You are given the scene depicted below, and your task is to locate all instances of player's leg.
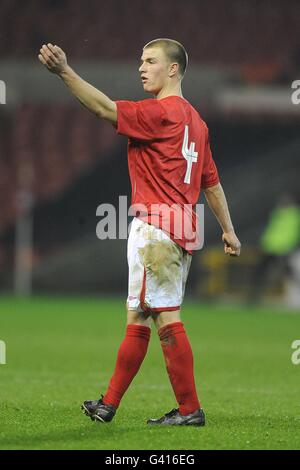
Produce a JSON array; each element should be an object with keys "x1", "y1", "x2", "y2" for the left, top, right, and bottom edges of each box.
[
  {"x1": 82, "y1": 219, "x2": 152, "y2": 422},
  {"x1": 152, "y1": 309, "x2": 181, "y2": 329},
  {"x1": 99, "y1": 220, "x2": 153, "y2": 412},
  {"x1": 101, "y1": 307, "x2": 151, "y2": 408},
  {"x1": 127, "y1": 308, "x2": 152, "y2": 327},
  {"x1": 82, "y1": 307, "x2": 152, "y2": 422},
  {"x1": 148, "y1": 309, "x2": 204, "y2": 425},
  {"x1": 147, "y1": 246, "x2": 204, "y2": 426}
]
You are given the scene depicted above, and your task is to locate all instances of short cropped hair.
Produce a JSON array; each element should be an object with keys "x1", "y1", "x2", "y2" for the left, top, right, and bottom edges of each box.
[{"x1": 143, "y1": 38, "x2": 188, "y2": 79}]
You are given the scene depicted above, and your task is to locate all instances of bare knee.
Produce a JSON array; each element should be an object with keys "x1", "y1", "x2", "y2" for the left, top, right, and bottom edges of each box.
[
  {"x1": 153, "y1": 310, "x2": 181, "y2": 330},
  {"x1": 127, "y1": 308, "x2": 152, "y2": 328}
]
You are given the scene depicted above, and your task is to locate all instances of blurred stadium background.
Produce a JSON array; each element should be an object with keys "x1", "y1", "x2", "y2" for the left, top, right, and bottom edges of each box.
[{"x1": 0, "y1": 0, "x2": 300, "y2": 307}]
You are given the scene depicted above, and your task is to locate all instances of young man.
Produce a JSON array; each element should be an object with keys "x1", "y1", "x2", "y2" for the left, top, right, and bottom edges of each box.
[{"x1": 38, "y1": 38, "x2": 241, "y2": 426}]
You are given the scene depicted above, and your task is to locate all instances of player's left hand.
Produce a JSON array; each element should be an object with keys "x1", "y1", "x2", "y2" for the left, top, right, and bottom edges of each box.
[
  {"x1": 38, "y1": 43, "x2": 68, "y2": 75},
  {"x1": 222, "y1": 231, "x2": 241, "y2": 257}
]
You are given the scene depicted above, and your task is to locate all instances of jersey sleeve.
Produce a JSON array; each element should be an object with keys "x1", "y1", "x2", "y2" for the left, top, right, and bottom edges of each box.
[
  {"x1": 201, "y1": 130, "x2": 220, "y2": 189},
  {"x1": 115, "y1": 99, "x2": 166, "y2": 141}
]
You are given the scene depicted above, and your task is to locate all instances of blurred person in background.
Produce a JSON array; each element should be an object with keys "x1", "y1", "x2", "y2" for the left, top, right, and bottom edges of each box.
[{"x1": 249, "y1": 193, "x2": 300, "y2": 304}]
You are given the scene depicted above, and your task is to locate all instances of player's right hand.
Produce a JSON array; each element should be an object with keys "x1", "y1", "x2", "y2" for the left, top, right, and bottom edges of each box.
[
  {"x1": 222, "y1": 231, "x2": 241, "y2": 257},
  {"x1": 38, "y1": 43, "x2": 68, "y2": 75}
]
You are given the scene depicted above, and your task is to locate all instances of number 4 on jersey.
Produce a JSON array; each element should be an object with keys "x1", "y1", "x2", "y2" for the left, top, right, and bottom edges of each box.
[{"x1": 182, "y1": 125, "x2": 198, "y2": 184}]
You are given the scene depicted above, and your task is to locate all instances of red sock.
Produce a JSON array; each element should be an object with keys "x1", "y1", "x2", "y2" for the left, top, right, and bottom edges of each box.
[
  {"x1": 103, "y1": 324, "x2": 151, "y2": 408},
  {"x1": 159, "y1": 321, "x2": 201, "y2": 415}
]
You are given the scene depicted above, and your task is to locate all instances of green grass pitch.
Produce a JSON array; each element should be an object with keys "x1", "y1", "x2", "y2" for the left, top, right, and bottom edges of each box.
[{"x1": 0, "y1": 296, "x2": 300, "y2": 450}]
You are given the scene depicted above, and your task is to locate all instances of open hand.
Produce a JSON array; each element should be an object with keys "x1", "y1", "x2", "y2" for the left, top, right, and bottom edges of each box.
[
  {"x1": 38, "y1": 43, "x2": 68, "y2": 75},
  {"x1": 222, "y1": 231, "x2": 241, "y2": 257}
]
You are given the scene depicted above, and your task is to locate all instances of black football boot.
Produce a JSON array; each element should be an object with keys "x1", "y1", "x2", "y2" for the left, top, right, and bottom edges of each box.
[
  {"x1": 147, "y1": 408, "x2": 205, "y2": 426},
  {"x1": 81, "y1": 395, "x2": 116, "y2": 423}
]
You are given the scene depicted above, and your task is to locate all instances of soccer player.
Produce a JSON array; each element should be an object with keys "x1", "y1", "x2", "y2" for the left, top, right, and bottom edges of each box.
[{"x1": 38, "y1": 38, "x2": 241, "y2": 426}]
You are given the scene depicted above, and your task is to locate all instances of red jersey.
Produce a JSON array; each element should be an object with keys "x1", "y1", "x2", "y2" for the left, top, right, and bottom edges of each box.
[{"x1": 115, "y1": 96, "x2": 219, "y2": 252}]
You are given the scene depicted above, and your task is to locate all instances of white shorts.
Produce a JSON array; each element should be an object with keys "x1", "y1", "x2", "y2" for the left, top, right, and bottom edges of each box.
[{"x1": 127, "y1": 218, "x2": 192, "y2": 313}]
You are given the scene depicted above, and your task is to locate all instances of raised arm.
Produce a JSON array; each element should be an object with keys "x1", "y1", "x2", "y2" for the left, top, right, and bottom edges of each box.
[
  {"x1": 38, "y1": 43, "x2": 117, "y2": 126},
  {"x1": 203, "y1": 182, "x2": 241, "y2": 256}
]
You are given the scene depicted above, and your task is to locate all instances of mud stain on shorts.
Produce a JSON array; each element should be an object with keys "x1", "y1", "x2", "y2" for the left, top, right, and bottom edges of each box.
[{"x1": 138, "y1": 240, "x2": 182, "y2": 285}]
